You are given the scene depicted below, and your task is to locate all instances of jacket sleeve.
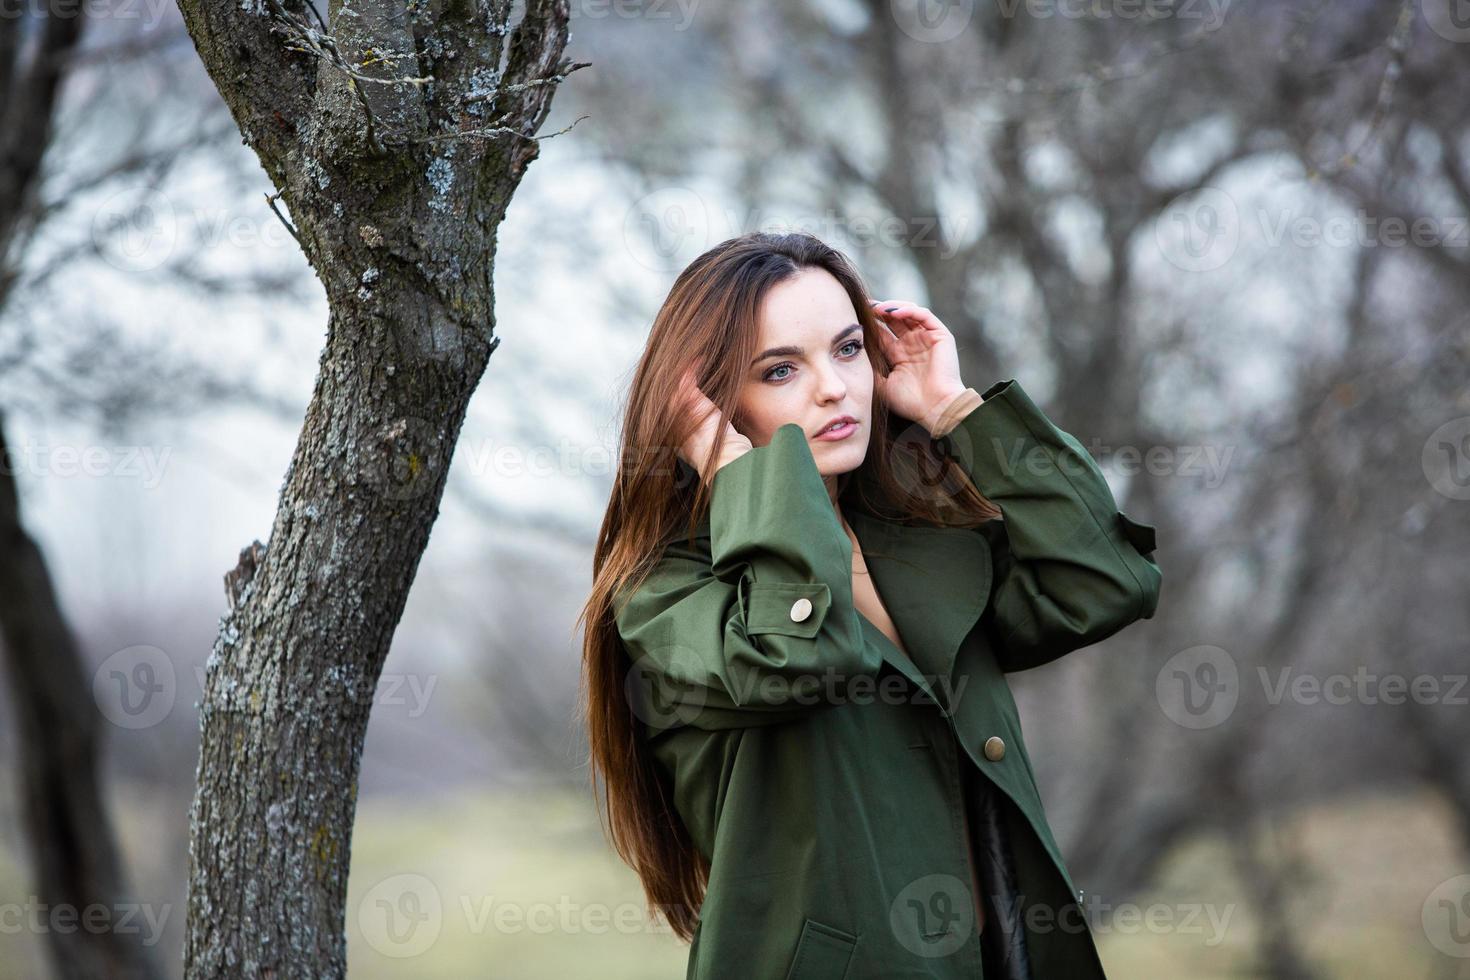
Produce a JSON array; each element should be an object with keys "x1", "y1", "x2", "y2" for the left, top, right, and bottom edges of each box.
[
  {"x1": 613, "y1": 421, "x2": 878, "y2": 732},
  {"x1": 937, "y1": 379, "x2": 1163, "y2": 673}
]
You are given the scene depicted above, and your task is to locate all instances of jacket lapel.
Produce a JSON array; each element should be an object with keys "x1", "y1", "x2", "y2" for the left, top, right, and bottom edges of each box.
[{"x1": 848, "y1": 511, "x2": 993, "y2": 711}]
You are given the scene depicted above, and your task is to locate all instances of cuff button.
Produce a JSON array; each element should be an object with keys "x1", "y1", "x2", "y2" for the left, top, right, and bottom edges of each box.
[{"x1": 789, "y1": 597, "x2": 813, "y2": 622}]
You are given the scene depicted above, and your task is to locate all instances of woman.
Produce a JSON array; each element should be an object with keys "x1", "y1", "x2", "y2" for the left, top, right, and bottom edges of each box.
[{"x1": 578, "y1": 232, "x2": 1162, "y2": 978}]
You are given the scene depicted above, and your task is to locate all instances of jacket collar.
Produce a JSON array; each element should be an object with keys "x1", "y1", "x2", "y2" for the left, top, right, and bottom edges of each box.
[{"x1": 671, "y1": 504, "x2": 991, "y2": 709}]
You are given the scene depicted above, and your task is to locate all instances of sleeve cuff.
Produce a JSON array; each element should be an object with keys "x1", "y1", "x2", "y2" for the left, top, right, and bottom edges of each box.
[
  {"x1": 938, "y1": 378, "x2": 1058, "y2": 501},
  {"x1": 926, "y1": 387, "x2": 986, "y2": 438},
  {"x1": 707, "y1": 421, "x2": 849, "y2": 580}
]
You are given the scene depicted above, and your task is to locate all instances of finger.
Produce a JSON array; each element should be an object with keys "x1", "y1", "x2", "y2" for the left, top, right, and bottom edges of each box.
[
  {"x1": 873, "y1": 306, "x2": 923, "y2": 342},
  {"x1": 871, "y1": 302, "x2": 929, "y2": 333},
  {"x1": 697, "y1": 395, "x2": 725, "y2": 431},
  {"x1": 869, "y1": 302, "x2": 909, "y2": 330},
  {"x1": 889, "y1": 304, "x2": 939, "y2": 325},
  {"x1": 873, "y1": 320, "x2": 903, "y2": 355},
  {"x1": 676, "y1": 376, "x2": 716, "y2": 434},
  {"x1": 678, "y1": 368, "x2": 710, "y2": 409},
  {"x1": 883, "y1": 306, "x2": 947, "y2": 341},
  {"x1": 872, "y1": 300, "x2": 925, "y2": 316}
]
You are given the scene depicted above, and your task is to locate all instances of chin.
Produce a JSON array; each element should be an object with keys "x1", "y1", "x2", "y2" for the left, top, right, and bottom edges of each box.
[{"x1": 811, "y1": 438, "x2": 868, "y2": 476}]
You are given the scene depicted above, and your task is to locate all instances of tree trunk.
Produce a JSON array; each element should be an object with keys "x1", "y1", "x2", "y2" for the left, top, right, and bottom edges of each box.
[
  {"x1": 1, "y1": 13, "x2": 168, "y2": 980},
  {"x1": 171, "y1": 0, "x2": 580, "y2": 974},
  {"x1": 0, "y1": 416, "x2": 163, "y2": 980}
]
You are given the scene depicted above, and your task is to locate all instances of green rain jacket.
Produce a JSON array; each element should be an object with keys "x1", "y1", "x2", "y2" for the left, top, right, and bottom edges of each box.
[{"x1": 614, "y1": 378, "x2": 1163, "y2": 979}]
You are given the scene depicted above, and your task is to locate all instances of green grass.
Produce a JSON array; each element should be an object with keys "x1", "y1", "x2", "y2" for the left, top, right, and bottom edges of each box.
[
  {"x1": 2, "y1": 784, "x2": 1466, "y2": 978},
  {"x1": 1093, "y1": 791, "x2": 1469, "y2": 978},
  {"x1": 343, "y1": 783, "x2": 688, "y2": 979}
]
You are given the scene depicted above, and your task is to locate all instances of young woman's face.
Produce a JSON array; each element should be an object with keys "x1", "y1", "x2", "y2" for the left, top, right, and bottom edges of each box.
[{"x1": 733, "y1": 266, "x2": 874, "y2": 482}]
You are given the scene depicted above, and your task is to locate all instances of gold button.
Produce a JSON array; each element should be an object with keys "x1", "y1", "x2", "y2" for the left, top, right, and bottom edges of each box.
[
  {"x1": 983, "y1": 736, "x2": 1006, "y2": 761},
  {"x1": 789, "y1": 597, "x2": 813, "y2": 622}
]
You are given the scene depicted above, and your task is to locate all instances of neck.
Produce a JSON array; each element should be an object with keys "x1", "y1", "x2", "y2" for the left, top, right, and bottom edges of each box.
[{"x1": 825, "y1": 474, "x2": 847, "y2": 531}]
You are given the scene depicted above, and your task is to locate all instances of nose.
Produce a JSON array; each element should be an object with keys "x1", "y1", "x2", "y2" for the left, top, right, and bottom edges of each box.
[{"x1": 812, "y1": 360, "x2": 847, "y2": 405}]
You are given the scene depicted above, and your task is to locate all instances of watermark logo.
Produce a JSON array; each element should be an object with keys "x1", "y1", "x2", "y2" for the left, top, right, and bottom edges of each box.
[
  {"x1": 1421, "y1": 0, "x2": 1470, "y2": 43},
  {"x1": 564, "y1": 0, "x2": 700, "y2": 29},
  {"x1": 0, "y1": 436, "x2": 173, "y2": 488},
  {"x1": 623, "y1": 651, "x2": 710, "y2": 729},
  {"x1": 1423, "y1": 416, "x2": 1470, "y2": 501},
  {"x1": 1156, "y1": 644, "x2": 1239, "y2": 729},
  {"x1": 92, "y1": 188, "x2": 178, "y2": 273},
  {"x1": 1260, "y1": 666, "x2": 1467, "y2": 707},
  {"x1": 623, "y1": 187, "x2": 715, "y2": 273},
  {"x1": 93, "y1": 645, "x2": 176, "y2": 730},
  {"x1": 1154, "y1": 185, "x2": 1240, "y2": 273},
  {"x1": 1423, "y1": 874, "x2": 1470, "y2": 958},
  {"x1": 1156, "y1": 645, "x2": 1467, "y2": 728},
  {"x1": 890, "y1": 873, "x2": 974, "y2": 957},
  {"x1": 0, "y1": 897, "x2": 171, "y2": 946},
  {"x1": 358, "y1": 873, "x2": 443, "y2": 958},
  {"x1": 92, "y1": 642, "x2": 440, "y2": 729},
  {"x1": 890, "y1": 0, "x2": 975, "y2": 43}
]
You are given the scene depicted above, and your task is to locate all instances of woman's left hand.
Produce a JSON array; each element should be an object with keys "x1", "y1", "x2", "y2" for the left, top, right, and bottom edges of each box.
[{"x1": 868, "y1": 300, "x2": 969, "y2": 431}]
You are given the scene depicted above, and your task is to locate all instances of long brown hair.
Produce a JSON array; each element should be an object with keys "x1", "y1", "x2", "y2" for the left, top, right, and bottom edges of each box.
[{"x1": 574, "y1": 231, "x2": 1000, "y2": 942}]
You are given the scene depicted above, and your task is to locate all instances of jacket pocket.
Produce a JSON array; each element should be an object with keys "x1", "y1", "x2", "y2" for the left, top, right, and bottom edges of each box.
[{"x1": 784, "y1": 917, "x2": 857, "y2": 980}]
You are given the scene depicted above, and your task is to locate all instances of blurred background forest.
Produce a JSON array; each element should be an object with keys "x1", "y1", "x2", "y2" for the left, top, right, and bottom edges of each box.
[{"x1": 3, "y1": 0, "x2": 1470, "y2": 977}]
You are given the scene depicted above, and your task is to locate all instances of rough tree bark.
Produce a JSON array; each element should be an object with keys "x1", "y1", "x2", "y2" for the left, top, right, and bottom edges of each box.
[{"x1": 170, "y1": 0, "x2": 582, "y2": 974}]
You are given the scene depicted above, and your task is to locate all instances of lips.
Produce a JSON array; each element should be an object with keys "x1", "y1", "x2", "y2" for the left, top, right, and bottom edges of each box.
[{"x1": 815, "y1": 415, "x2": 858, "y2": 437}]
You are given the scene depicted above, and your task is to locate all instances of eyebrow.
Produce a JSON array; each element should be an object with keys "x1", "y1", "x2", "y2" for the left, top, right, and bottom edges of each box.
[{"x1": 751, "y1": 322, "x2": 863, "y2": 366}]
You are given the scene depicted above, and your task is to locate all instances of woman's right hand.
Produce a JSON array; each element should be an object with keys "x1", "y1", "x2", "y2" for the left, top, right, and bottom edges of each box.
[{"x1": 676, "y1": 367, "x2": 753, "y2": 486}]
